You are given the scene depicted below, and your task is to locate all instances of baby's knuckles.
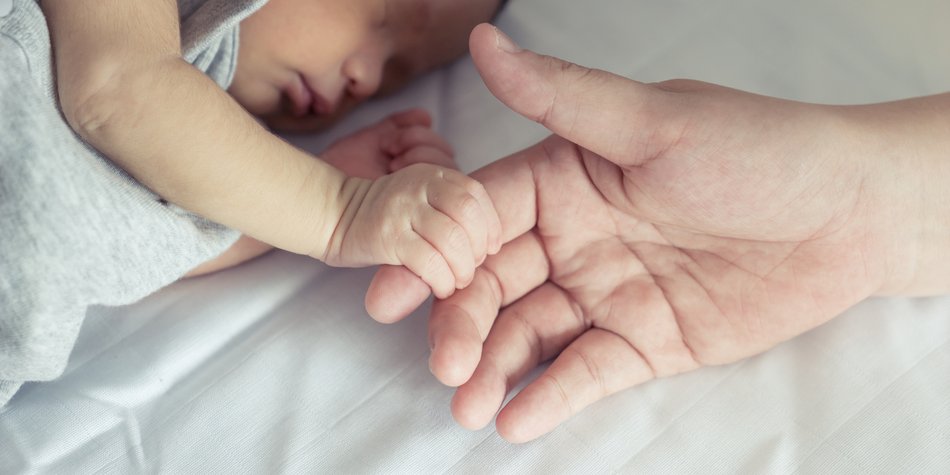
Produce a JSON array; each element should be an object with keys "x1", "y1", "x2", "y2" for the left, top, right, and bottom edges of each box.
[{"x1": 442, "y1": 220, "x2": 474, "y2": 259}]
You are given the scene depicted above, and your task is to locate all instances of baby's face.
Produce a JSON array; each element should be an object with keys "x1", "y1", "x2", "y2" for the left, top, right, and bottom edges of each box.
[{"x1": 230, "y1": 0, "x2": 501, "y2": 131}]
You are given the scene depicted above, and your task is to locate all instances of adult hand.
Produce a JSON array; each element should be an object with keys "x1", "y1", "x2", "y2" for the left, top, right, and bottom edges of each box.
[{"x1": 366, "y1": 24, "x2": 939, "y2": 442}]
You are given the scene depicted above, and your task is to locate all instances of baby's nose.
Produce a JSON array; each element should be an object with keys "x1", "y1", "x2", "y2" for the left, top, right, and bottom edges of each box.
[{"x1": 342, "y1": 54, "x2": 383, "y2": 100}]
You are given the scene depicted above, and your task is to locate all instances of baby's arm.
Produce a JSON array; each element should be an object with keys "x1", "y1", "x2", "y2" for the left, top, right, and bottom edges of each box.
[
  {"x1": 43, "y1": 1, "x2": 499, "y2": 296},
  {"x1": 188, "y1": 109, "x2": 457, "y2": 277},
  {"x1": 44, "y1": 0, "x2": 345, "y2": 256}
]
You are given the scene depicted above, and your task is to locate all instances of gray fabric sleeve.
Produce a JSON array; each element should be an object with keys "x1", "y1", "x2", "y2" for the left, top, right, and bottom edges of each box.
[
  {"x1": 0, "y1": 35, "x2": 239, "y2": 405},
  {"x1": 0, "y1": 0, "x2": 266, "y2": 406}
]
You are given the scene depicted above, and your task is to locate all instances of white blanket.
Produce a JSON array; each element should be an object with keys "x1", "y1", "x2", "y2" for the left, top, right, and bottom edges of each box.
[{"x1": 2, "y1": 0, "x2": 949, "y2": 472}]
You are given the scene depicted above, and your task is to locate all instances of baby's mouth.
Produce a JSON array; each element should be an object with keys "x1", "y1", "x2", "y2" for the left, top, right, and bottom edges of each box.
[
  {"x1": 307, "y1": 83, "x2": 335, "y2": 116},
  {"x1": 284, "y1": 74, "x2": 312, "y2": 117},
  {"x1": 285, "y1": 74, "x2": 336, "y2": 118}
]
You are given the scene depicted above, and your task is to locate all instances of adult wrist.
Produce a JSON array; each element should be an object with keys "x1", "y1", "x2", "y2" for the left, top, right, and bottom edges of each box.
[
  {"x1": 858, "y1": 95, "x2": 950, "y2": 296},
  {"x1": 884, "y1": 133, "x2": 950, "y2": 296}
]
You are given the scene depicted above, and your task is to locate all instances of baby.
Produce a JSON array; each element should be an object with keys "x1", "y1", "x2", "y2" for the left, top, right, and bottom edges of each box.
[
  {"x1": 198, "y1": 0, "x2": 509, "y2": 277},
  {"x1": 0, "y1": 0, "x2": 503, "y2": 404},
  {"x1": 47, "y1": 0, "x2": 505, "y2": 295}
]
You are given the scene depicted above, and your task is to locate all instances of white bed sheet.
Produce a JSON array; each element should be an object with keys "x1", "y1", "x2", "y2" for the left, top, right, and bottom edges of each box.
[{"x1": 3, "y1": 0, "x2": 950, "y2": 472}]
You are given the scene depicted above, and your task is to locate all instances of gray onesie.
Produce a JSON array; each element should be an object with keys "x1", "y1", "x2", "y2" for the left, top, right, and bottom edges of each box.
[{"x1": 0, "y1": 0, "x2": 267, "y2": 405}]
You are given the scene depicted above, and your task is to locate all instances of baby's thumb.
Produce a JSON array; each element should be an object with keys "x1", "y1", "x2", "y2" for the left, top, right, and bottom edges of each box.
[{"x1": 470, "y1": 24, "x2": 667, "y2": 164}]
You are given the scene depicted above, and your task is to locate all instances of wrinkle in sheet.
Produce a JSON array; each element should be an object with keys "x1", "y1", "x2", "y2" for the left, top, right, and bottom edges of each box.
[
  {"x1": 441, "y1": 431, "x2": 504, "y2": 475},
  {"x1": 11, "y1": 401, "x2": 124, "y2": 474},
  {"x1": 60, "y1": 297, "x2": 182, "y2": 380},
  {"x1": 615, "y1": 361, "x2": 748, "y2": 472},
  {"x1": 4, "y1": 254, "x2": 325, "y2": 473},
  {"x1": 0, "y1": 419, "x2": 28, "y2": 474},
  {"x1": 4, "y1": 1, "x2": 950, "y2": 471},
  {"x1": 143, "y1": 276, "x2": 334, "y2": 432},
  {"x1": 276, "y1": 352, "x2": 428, "y2": 472},
  {"x1": 318, "y1": 369, "x2": 503, "y2": 474},
  {"x1": 791, "y1": 338, "x2": 950, "y2": 474},
  {"x1": 442, "y1": 364, "x2": 621, "y2": 474}
]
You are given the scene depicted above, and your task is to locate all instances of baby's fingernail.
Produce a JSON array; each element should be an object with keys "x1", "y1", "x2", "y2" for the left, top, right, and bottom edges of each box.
[{"x1": 493, "y1": 26, "x2": 521, "y2": 53}]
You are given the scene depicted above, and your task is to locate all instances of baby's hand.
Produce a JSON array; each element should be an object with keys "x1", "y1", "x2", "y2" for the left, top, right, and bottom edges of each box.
[
  {"x1": 324, "y1": 164, "x2": 502, "y2": 299},
  {"x1": 321, "y1": 109, "x2": 456, "y2": 179}
]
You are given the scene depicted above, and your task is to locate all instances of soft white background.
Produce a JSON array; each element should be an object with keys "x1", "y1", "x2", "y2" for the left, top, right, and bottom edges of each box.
[{"x1": 2, "y1": 0, "x2": 949, "y2": 472}]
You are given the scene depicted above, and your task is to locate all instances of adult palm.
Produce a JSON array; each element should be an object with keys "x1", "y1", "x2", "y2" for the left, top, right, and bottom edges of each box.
[{"x1": 366, "y1": 24, "x2": 907, "y2": 442}]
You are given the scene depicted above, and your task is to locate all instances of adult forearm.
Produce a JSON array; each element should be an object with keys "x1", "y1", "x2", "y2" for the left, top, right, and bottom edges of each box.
[
  {"x1": 65, "y1": 58, "x2": 351, "y2": 257},
  {"x1": 849, "y1": 93, "x2": 950, "y2": 296},
  {"x1": 892, "y1": 95, "x2": 950, "y2": 295}
]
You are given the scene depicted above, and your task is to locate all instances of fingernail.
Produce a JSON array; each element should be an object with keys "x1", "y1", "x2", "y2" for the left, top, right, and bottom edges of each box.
[{"x1": 493, "y1": 26, "x2": 521, "y2": 53}]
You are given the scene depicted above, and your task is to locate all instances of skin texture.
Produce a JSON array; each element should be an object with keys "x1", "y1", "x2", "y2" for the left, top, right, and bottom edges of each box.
[
  {"x1": 186, "y1": 108, "x2": 456, "y2": 277},
  {"x1": 193, "y1": 107, "x2": 500, "y2": 299},
  {"x1": 188, "y1": 0, "x2": 503, "y2": 275},
  {"x1": 229, "y1": 0, "x2": 502, "y2": 132},
  {"x1": 42, "y1": 0, "x2": 501, "y2": 299},
  {"x1": 365, "y1": 24, "x2": 950, "y2": 442}
]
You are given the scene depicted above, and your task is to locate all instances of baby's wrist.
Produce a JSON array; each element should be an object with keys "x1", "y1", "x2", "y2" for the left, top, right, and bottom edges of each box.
[{"x1": 313, "y1": 175, "x2": 373, "y2": 264}]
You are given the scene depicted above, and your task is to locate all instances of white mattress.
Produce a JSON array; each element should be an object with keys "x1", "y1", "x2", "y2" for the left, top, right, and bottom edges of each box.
[{"x1": 3, "y1": 0, "x2": 950, "y2": 472}]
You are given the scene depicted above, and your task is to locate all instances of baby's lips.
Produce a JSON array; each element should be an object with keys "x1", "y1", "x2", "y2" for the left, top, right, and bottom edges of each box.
[
  {"x1": 284, "y1": 74, "x2": 313, "y2": 117},
  {"x1": 310, "y1": 91, "x2": 335, "y2": 116},
  {"x1": 294, "y1": 74, "x2": 340, "y2": 117}
]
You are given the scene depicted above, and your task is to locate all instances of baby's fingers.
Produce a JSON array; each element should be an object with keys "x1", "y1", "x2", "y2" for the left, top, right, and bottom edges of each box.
[
  {"x1": 387, "y1": 108, "x2": 433, "y2": 128},
  {"x1": 395, "y1": 232, "x2": 456, "y2": 299},
  {"x1": 427, "y1": 174, "x2": 491, "y2": 265},
  {"x1": 384, "y1": 125, "x2": 454, "y2": 158},
  {"x1": 412, "y1": 210, "x2": 476, "y2": 289},
  {"x1": 438, "y1": 172, "x2": 502, "y2": 256}
]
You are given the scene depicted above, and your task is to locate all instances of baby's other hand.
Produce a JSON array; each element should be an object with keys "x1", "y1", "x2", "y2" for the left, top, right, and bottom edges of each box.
[
  {"x1": 383, "y1": 115, "x2": 456, "y2": 172},
  {"x1": 321, "y1": 109, "x2": 455, "y2": 179},
  {"x1": 325, "y1": 164, "x2": 501, "y2": 299}
]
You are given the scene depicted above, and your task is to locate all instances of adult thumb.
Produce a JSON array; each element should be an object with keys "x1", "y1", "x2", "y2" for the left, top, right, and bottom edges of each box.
[{"x1": 470, "y1": 24, "x2": 668, "y2": 164}]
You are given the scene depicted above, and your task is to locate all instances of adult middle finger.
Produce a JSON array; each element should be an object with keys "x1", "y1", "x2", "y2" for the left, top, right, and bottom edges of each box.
[{"x1": 428, "y1": 231, "x2": 549, "y2": 387}]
